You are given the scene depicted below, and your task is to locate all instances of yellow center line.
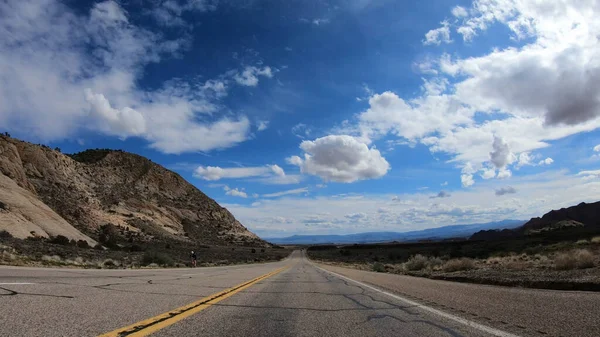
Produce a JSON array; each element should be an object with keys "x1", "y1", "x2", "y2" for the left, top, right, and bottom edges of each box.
[{"x1": 98, "y1": 266, "x2": 289, "y2": 337}]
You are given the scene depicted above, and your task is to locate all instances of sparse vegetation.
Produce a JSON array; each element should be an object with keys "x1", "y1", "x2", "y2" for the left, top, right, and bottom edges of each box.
[
  {"x1": 591, "y1": 236, "x2": 600, "y2": 244},
  {"x1": 554, "y1": 250, "x2": 595, "y2": 270},
  {"x1": 142, "y1": 251, "x2": 174, "y2": 267},
  {"x1": 442, "y1": 258, "x2": 475, "y2": 272},
  {"x1": 0, "y1": 230, "x2": 13, "y2": 238},
  {"x1": 372, "y1": 262, "x2": 385, "y2": 272},
  {"x1": 403, "y1": 254, "x2": 429, "y2": 271},
  {"x1": 49, "y1": 235, "x2": 71, "y2": 245}
]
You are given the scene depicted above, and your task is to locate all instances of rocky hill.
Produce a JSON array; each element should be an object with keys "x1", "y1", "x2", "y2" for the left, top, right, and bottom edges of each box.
[
  {"x1": 0, "y1": 135, "x2": 267, "y2": 247},
  {"x1": 471, "y1": 201, "x2": 600, "y2": 240}
]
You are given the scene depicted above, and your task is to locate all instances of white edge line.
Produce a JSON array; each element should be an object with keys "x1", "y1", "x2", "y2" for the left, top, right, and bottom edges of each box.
[
  {"x1": 315, "y1": 266, "x2": 521, "y2": 337},
  {"x1": 0, "y1": 282, "x2": 36, "y2": 285}
]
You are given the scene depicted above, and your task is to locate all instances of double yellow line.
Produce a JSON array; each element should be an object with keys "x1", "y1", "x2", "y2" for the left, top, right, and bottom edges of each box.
[{"x1": 99, "y1": 266, "x2": 288, "y2": 337}]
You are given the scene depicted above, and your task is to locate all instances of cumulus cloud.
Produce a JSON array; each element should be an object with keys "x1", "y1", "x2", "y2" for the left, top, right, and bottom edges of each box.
[
  {"x1": 538, "y1": 157, "x2": 554, "y2": 165},
  {"x1": 490, "y1": 136, "x2": 512, "y2": 169},
  {"x1": 480, "y1": 167, "x2": 496, "y2": 180},
  {"x1": 497, "y1": 168, "x2": 512, "y2": 179},
  {"x1": 233, "y1": 66, "x2": 273, "y2": 87},
  {"x1": 430, "y1": 191, "x2": 451, "y2": 199},
  {"x1": 594, "y1": 145, "x2": 600, "y2": 152},
  {"x1": 495, "y1": 186, "x2": 517, "y2": 196},
  {"x1": 0, "y1": 0, "x2": 266, "y2": 154},
  {"x1": 224, "y1": 186, "x2": 248, "y2": 198},
  {"x1": 292, "y1": 135, "x2": 390, "y2": 183},
  {"x1": 451, "y1": 6, "x2": 468, "y2": 18},
  {"x1": 269, "y1": 165, "x2": 285, "y2": 177},
  {"x1": 461, "y1": 174, "x2": 474, "y2": 187},
  {"x1": 423, "y1": 20, "x2": 452, "y2": 45},
  {"x1": 347, "y1": 1, "x2": 600, "y2": 187},
  {"x1": 84, "y1": 89, "x2": 146, "y2": 138}
]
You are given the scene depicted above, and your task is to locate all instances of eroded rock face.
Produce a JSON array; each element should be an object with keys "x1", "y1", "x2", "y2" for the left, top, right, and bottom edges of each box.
[{"x1": 0, "y1": 135, "x2": 268, "y2": 247}]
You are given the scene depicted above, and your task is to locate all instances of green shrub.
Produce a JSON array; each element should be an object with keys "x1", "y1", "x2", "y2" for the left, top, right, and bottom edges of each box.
[
  {"x1": 372, "y1": 262, "x2": 385, "y2": 272},
  {"x1": 404, "y1": 254, "x2": 429, "y2": 271}
]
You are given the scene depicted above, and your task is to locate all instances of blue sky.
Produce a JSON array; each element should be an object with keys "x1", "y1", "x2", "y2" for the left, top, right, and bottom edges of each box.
[{"x1": 2, "y1": 0, "x2": 600, "y2": 237}]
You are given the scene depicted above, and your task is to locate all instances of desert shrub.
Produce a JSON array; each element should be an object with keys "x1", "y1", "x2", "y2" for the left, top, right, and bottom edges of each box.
[
  {"x1": 129, "y1": 244, "x2": 144, "y2": 252},
  {"x1": 76, "y1": 240, "x2": 89, "y2": 248},
  {"x1": 591, "y1": 236, "x2": 600, "y2": 244},
  {"x1": 261, "y1": 248, "x2": 265, "y2": 253},
  {"x1": 251, "y1": 248, "x2": 256, "y2": 253},
  {"x1": 102, "y1": 259, "x2": 118, "y2": 268},
  {"x1": 42, "y1": 255, "x2": 62, "y2": 263},
  {"x1": 554, "y1": 250, "x2": 595, "y2": 270},
  {"x1": 99, "y1": 224, "x2": 119, "y2": 247},
  {"x1": 49, "y1": 235, "x2": 71, "y2": 245},
  {"x1": 575, "y1": 239, "x2": 589, "y2": 245},
  {"x1": 372, "y1": 262, "x2": 385, "y2": 272},
  {"x1": 442, "y1": 258, "x2": 475, "y2": 272},
  {"x1": 404, "y1": 254, "x2": 429, "y2": 271},
  {"x1": 427, "y1": 256, "x2": 444, "y2": 270},
  {"x1": 94, "y1": 243, "x2": 104, "y2": 250},
  {"x1": 142, "y1": 251, "x2": 174, "y2": 267},
  {"x1": 0, "y1": 230, "x2": 13, "y2": 239}
]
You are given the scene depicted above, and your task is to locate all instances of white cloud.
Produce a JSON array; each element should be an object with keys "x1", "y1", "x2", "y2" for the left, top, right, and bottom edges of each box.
[
  {"x1": 495, "y1": 186, "x2": 517, "y2": 196},
  {"x1": 0, "y1": 0, "x2": 260, "y2": 154},
  {"x1": 227, "y1": 170, "x2": 600, "y2": 236},
  {"x1": 293, "y1": 135, "x2": 390, "y2": 183},
  {"x1": 224, "y1": 186, "x2": 248, "y2": 198},
  {"x1": 497, "y1": 168, "x2": 512, "y2": 179},
  {"x1": 149, "y1": 0, "x2": 218, "y2": 26},
  {"x1": 84, "y1": 89, "x2": 146, "y2": 138},
  {"x1": 423, "y1": 20, "x2": 452, "y2": 45},
  {"x1": 538, "y1": 157, "x2": 554, "y2": 165},
  {"x1": 257, "y1": 121, "x2": 269, "y2": 131},
  {"x1": 577, "y1": 170, "x2": 600, "y2": 180},
  {"x1": 269, "y1": 164, "x2": 285, "y2": 176},
  {"x1": 312, "y1": 18, "x2": 330, "y2": 26},
  {"x1": 480, "y1": 167, "x2": 496, "y2": 179},
  {"x1": 489, "y1": 136, "x2": 512, "y2": 168},
  {"x1": 594, "y1": 144, "x2": 600, "y2": 152},
  {"x1": 291, "y1": 123, "x2": 311, "y2": 139},
  {"x1": 194, "y1": 166, "x2": 274, "y2": 180},
  {"x1": 461, "y1": 174, "x2": 474, "y2": 187},
  {"x1": 441, "y1": 181, "x2": 448, "y2": 186},
  {"x1": 451, "y1": 6, "x2": 468, "y2": 18},
  {"x1": 262, "y1": 187, "x2": 308, "y2": 198},
  {"x1": 233, "y1": 66, "x2": 273, "y2": 87},
  {"x1": 347, "y1": 1, "x2": 600, "y2": 187},
  {"x1": 286, "y1": 156, "x2": 303, "y2": 166}
]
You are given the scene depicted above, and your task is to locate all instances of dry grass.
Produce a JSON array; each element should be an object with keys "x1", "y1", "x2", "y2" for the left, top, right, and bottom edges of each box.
[
  {"x1": 591, "y1": 236, "x2": 600, "y2": 244},
  {"x1": 554, "y1": 249, "x2": 596, "y2": 270},
  {"x1": 576, "y1": 239, "x2": 589, "y2": 245},
  {"x1": 442, "y1": 258, "x2": 475, "y2": 272}
]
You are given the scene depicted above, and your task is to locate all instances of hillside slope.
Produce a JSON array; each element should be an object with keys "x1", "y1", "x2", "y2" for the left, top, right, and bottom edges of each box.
[
  {"x1": 0, "y1": 135, "x2": 267, "y2": 247},
  {"x1": 471, "y1": 201, "x2": 600, "y2": 240}
]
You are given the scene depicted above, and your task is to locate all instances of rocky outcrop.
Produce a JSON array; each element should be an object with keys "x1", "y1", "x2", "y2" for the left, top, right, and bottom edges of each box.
[{"x1": 0, "y1": 135, "x2": 267, "y2": 247}]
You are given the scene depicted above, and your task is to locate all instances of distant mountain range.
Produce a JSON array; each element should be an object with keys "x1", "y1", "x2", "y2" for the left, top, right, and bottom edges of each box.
[{"x1": 266, "y1": 219, "x2": 526, "y2": 245}]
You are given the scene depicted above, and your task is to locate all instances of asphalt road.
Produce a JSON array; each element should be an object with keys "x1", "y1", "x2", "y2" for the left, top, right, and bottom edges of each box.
[{"x1": 1, "y1": 250, "x2": 598, "y2": 337}]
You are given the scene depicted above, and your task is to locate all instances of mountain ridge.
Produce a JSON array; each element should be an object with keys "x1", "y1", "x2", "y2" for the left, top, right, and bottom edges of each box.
[
  {"x1": 266, "y1": 219, "x2": 525, "y2": 244},
  {"x1": 0, "y1": 135, "x2": 268, "y2": 247}
]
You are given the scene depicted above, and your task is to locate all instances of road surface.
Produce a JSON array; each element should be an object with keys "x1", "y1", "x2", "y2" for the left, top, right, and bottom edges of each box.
[{"x1": 1, "y1": 250, "x2": 598, "y2": 337}]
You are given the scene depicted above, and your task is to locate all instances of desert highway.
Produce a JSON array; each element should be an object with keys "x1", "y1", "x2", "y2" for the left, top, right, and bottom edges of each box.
[{"x1": 1, "y1": 250, "x2": 598, "y2": 337}]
